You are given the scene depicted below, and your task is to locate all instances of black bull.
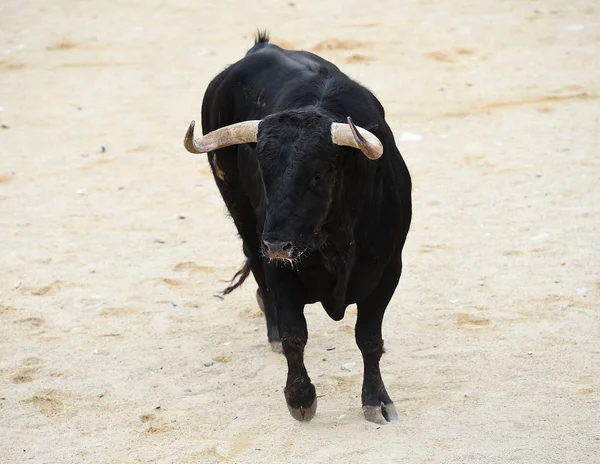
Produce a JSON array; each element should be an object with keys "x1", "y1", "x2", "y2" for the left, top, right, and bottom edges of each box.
[{"x1": 184, "y1": 33, "x2": 412, "y2": 424}]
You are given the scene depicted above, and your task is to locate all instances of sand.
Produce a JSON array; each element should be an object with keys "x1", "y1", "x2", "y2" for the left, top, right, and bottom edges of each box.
[{"x1": 0, "y1": 0, "x2": 599, "y2": 462}]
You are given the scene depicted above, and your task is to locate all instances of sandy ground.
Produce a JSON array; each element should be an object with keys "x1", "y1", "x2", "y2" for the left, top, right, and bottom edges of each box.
[{"x1": 1, "y1": 0, "x2": 599, "y2": 462}]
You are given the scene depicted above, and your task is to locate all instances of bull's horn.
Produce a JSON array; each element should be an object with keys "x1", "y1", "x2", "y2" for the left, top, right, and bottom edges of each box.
[
  {"x1": 184, "y1": 119, "x2": 260, "y2": 154},
  {"x1": 331, "y1": 117, "x2": 383, "y2": 160}
]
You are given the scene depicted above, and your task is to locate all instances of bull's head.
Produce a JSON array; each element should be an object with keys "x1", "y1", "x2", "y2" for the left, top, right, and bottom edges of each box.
[{"x1": 184, "y1": 110, "x2": 383, "y2": 262}]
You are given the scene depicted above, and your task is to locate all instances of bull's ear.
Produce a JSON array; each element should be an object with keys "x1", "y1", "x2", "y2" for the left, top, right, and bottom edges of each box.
[
  {"x1": 330, "y1": 117, "x2": 383, "y2": 160},
  {"x1": 184, "y1": 120, "x2": 260, "y2": 154}
]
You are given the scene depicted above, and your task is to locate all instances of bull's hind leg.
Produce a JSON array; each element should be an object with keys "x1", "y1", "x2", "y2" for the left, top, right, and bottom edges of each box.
[
  {"x1": 254, "y1": 283, "x2": 282, "y2": 353},
  {"x1": 243, "y1": 244, "x2": 281, "y2": 353},
  {"x1": 266, "y1": 266, "x2": 317, "y2": 421},
  {"x1": 355, "y1": 259, "x2": 402, "y2": 424}
]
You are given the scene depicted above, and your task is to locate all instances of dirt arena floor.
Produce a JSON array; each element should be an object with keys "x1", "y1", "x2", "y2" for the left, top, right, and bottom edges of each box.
[{"x1": 1, "y1": 0, "x2": 599, "y2": 462}]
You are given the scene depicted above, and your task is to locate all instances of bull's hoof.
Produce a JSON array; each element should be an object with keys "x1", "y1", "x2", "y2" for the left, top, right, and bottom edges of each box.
[
  {"x1": 270, "y1": 341, "x2": 283, "y2": 354},
  {"x1": 287, "y1": 397, "x2": 317, "y2": 422},
  {"x1": 363, "y1": 403, "x2": 398, "y2": 424}
]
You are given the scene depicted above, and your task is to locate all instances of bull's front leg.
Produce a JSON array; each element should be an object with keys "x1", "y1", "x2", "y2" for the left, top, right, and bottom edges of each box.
[
  {"x1": 265, "y1": 265, "x2": 316, "y2": 421},
  {"x1": 355, "y1": 259, "x2": 402, "y2": 424}
]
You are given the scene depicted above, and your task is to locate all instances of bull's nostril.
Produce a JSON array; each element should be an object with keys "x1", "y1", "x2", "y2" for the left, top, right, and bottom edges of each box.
[{"x1": 263, "y1": 240, "x2": 293, "y2": 257}]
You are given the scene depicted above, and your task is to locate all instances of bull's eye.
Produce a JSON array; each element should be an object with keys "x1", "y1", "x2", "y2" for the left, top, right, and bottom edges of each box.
[{"x1": 310, "y1": 173, "x2": 323, "y2": 188}]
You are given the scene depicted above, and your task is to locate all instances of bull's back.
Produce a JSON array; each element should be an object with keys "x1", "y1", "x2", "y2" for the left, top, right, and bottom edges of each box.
[{"x1": 202, "y1": 44, "x2": 343, "y2": 133}]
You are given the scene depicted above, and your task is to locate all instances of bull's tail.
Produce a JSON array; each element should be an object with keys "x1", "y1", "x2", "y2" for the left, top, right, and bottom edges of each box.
[
  {"x1": 247, "y1": 30, "x2": 271, "y2": 56},
  {"x1": 255, "y1": 30, "x2": 270, "y2": 45},
  {"x1": 222, "y1": 259, "x2": 252, "y2": 295}
]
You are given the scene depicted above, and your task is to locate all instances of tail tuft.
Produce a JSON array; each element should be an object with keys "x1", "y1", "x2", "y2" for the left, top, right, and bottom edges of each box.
[
  {"x1": 222, "y1": 259, "x2": 252, "y2": 295},
  {"x1": 255, "y1": 30, "x2": 270, "y2": 45}
]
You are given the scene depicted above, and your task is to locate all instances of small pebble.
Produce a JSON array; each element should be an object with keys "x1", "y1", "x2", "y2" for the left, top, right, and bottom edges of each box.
[
  {"x1": 76, "y1": 189, "x2": 87, "y2": 196},
  {"x1": 1, "y1": 124, "x2": 9, "y2": 129},
  {"x1": 326, "y1": 345, "x2": 335, "y2": 351},
  {"x1": 528, "y1": 351, "x2": 533, "y2": 356},
  {"x1": 184, "y1": 388, "x2": 192, "y2": 393},
  {"x1": 400, "y1": 132, "x2": 422, "y2": 142},
  {"x1": 97, "y1": 145, "x2": 106, "y2": 153},
  {"x1": 178, "y1": 215, "x2": 186, "y2": 220},
  {"x1": 342, "y1": 362, "x2": 356, "y2": 371},
  {"x1": 204, "y1": 361, "x2": 214, "y2": 367},
  {"x1": 531, "y1": 232, "x2": 549, "y2": 241}
]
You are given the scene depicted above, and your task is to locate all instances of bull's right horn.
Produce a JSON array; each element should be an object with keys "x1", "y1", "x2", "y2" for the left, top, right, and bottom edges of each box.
[{"x1": 184, "y1": 119, "x2": 260, "y2": 154}]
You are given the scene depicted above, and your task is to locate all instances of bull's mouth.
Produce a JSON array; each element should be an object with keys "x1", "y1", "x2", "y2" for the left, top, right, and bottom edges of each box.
[{"x1": 266, "y1": 250, "x2": 296, "y2": 261}]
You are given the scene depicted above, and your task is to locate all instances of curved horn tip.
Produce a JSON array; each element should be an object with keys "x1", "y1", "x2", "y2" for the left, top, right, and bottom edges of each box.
[
  {"x1": 346, "y1": 116, "x2": 383, "y2": 160},
  {"x1": 184, "y1": 120, "x2": 201, "y2": 154}
]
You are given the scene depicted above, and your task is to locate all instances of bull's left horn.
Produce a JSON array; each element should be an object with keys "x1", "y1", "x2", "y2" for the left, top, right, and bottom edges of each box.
[
  {"x1": 184, "y1": 119, "x2": 260, "y2": 154},
  {"x1": 331, "y1": 117, "x2": 383, "y2": 160}
]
